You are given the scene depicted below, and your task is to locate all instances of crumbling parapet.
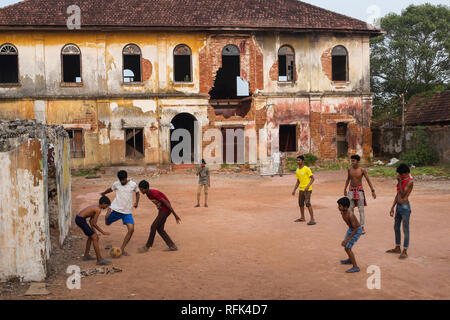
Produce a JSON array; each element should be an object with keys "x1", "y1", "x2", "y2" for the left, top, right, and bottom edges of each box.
[{"x1": 0, "y1": 120, "x2": 71, "y2": 282}]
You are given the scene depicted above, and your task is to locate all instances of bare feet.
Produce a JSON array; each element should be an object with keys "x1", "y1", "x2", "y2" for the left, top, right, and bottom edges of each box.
[
  {"x1": 82, "y1": 255, "x2": 96, "y2": 261},
  {"x1": 307, "y1": 221, "x2": 317, "y2": 225},
  {"x1": 121, "y1": 250, "x2": 130, "y2": 256},
  {"x1": 169, "y1": 245, "x2": 178, "y2": 251},
  {"x1": 204, "y1": 204, "x2": 208, "y2": 207},
  {"x1": 96, "y1": 259, "x2": 111, "y2": 265},
  {"x1": 138, "y1": 246, "x2": 149, "y2": 254},
  {"x1": 195, "y1": 204, "x2": 200, "y2": 208},
  {"x1": 294, "y1": 218, "x2": 305, "y2": 222}
]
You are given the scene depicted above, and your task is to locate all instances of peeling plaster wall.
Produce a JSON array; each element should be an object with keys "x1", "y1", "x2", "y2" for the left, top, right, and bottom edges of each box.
[{"x1": 0, "y1": 138, "x2": 49, "y2": 282}]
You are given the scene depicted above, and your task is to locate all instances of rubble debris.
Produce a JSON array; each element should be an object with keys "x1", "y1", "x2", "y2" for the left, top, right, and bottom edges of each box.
[
  {"x1": 387, "y1": 158, "x2": 400, "y2": 166},
  {"x1": 80, "y1": 267, "x2": 123, "y2": 278}
]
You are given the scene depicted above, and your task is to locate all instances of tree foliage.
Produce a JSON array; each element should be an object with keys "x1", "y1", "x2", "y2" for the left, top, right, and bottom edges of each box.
[{"x1": 371, "y1": 4, "x2": 450, "y2": 119}]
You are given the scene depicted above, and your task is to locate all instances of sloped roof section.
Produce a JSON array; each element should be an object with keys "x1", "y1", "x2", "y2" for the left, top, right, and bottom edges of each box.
[
  {"x1": 0, "y1": 0, "x2": 380, "y2": 33},
  {"x1": 405, "y1": 90, "x2": 450, "y2": 125}
]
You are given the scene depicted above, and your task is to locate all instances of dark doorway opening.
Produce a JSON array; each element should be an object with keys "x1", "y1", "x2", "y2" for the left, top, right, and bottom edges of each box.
[
  {"x1": 125, "y1": 128, "x2": 144, "y2": 158},
  {"x1": 337, "y1": 123, "x2": 348, "y2": 157},
  {"x1": 221, "y1": 127, "x2": 245, "y2": 164},
  {"x1": 62, "y1": 55, "x2": 81, "y2": 83},
  {"x1": 66, "y1": 129, "x2": 85, "y2": 158},
  {"x1": 170, "y1": 113, "x2": 197, "y2": 163},
  {"x1": 279, "y1": 124, "x2": 297, "y2": 152}
]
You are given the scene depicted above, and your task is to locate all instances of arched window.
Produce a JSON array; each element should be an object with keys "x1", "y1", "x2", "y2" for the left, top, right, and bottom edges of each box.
[
  {"x1": 0, "y1": 43, "x2": 19, "y2": 84},
  {"x1": 174, "y1": 44, "x2": 192, "y2": 82},
  {"x1": 278, "y1": 45, "x2": 295, "y2": 82},
  {"x1": 61, "y1": 44, "x2": 82, "y2": 83},
  {"x1": 332, "y1": 45, "x2": 348, "y2": 81},
  {"x1": 222, "y1": 44, "x2": 240, "y2": 56},
  {"x1": 123, "y1": 44, "x2": 142, "y2": 83}
]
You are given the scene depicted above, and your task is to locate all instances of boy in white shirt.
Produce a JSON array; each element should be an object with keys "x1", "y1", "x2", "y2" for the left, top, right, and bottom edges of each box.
[{"x1": 101, "y1": 170, "x2": 140, "y2": 256}]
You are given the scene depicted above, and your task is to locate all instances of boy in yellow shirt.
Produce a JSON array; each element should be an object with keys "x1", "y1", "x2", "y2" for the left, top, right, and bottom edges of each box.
[{"x1": 292, "y1": 155, "x2": 316, "y2": 225}]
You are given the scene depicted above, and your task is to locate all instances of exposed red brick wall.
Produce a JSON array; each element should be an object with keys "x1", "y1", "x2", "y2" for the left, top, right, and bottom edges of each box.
[
  {"x1": 142, "y1": 58, "x2": 152, "y2": 82},
  {"x1": 199, "y1": 35, "x2": 264, "y2": 95},
  {"x1": 269, "y1": 61, "x2": 278, "y2": 82},
  {"x1": 321, "y1": 48, "x2": 332, "y2": 81}
]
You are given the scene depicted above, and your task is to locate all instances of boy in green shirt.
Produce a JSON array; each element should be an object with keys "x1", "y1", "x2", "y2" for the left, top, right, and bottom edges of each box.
[{"x1": 292, "y1": 155, "x2": 316, "y2": 225}]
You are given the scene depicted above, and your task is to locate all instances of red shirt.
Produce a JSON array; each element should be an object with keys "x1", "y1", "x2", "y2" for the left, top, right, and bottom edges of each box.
[
  {"x1": 397, "y1": 175, "x2": 413, "y2": 194},
  {"x1": 146, "y1": 189, "x2": 171, "y2": 213}
]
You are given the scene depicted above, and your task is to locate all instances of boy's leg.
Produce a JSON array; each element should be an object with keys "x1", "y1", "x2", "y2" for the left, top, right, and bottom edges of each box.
[
  {"x1": 83, "y1": 238, "x2": 93, "y2": 259},
  {"x1": 204, "y1": 184, "x2": 209, "y2": 207},
  {"x1": 305, "y1": 191, "x2": 316, "y2": 224},
  {"x1": 345, "y1": 248, "x2": 358, "y2": 269},
  {"x1": 91, "y1": 233, "x2": 111, "y2": 265},
  {"x1": 400, "y1": 208, "x2": 411, "y2": 259},
  {"x1": 121, "y1": 223, "x2": 134, "y2": 256},
  {"x1": 357, "y1": 191, "x2": 365, "y2": 233},
  {"x1": 387, "y1": 208, "x2": 402, "y2": 253},
  {"x1": 296, "y1": 191, "x2": 306, "y2": 221},
  {"x1": 156, "y1": 213, "x2": 176, "y2": 249},
  {"x1": 146, "y1": 211, "x2": 165, "y2": 248},
  {"x1": 196, "y1": 185, "x2": 201, "y2": 207}
]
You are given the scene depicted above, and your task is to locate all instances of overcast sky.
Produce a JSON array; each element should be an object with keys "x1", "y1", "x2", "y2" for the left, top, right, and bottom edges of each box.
[{"x1": 0, "y1": 0, "x2": 448, "y2": 23}]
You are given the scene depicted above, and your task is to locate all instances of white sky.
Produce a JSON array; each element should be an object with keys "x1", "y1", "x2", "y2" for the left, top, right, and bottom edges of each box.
[{"x1": 0, "y1": 0, "x2": 448, "y2": 23}]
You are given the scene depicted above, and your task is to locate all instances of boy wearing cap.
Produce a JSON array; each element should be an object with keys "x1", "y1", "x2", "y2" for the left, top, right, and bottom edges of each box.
[{"x1": 292, "y1": 155, "x2": 316, "y2": 225}]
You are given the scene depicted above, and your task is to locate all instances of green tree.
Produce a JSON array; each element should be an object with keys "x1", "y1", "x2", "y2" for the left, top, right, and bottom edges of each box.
[{"x1": 371, "y1": 4, "x2": 450, "y2": 119}]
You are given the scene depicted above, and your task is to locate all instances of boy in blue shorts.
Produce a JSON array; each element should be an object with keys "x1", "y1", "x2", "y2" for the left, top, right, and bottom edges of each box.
[
  {"x1": 337, "y1": 197, "x2": 363, "y2": 273},
  {"x1": 101, "y1": 170, "x2": 140, "y2": 256},
  {"x1": 75, "y1": 196, "x2": 112, "y2": 265}
]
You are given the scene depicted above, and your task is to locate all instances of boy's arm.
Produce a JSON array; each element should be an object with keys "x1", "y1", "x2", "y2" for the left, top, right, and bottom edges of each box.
[
  {"x1": 398, "y1": 180, "x2": 413, "y2": 199},
  {"x1": 363, "y1": 168, "x2": 376, "y2": 199},
  {"x1": 390, "y1": 194, "x2": 398, "y2": 217},
  {"x1": 160, "y1": 199, "x2": 181, "y2": 224},
  {"x1": 101, "y1": 187, "x2": 113, "y2": 196},
  {"x1": 134, "y1": 192, "x2": 140, "y2": 208},
  {"x1": 90, "y1": 210, "x2": 110, "y2": 235},
  {"x1": 344, "y1": 169, "x2": 350, "y2": 196},
  {"x1": 304, "y1": 175, "x2": 314, "y2": 191},
  {"x1": 292, "y1": 180, "x2": 300, "y2": 195}
]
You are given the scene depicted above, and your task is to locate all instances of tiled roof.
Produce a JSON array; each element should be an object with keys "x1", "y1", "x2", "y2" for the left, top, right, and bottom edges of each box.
[
  {"x1": 0, "y1": 0, "x2": 380, "y2": 33},
  {"x1": 405, "y1": 90, "x2": 450, "y2": 125}
]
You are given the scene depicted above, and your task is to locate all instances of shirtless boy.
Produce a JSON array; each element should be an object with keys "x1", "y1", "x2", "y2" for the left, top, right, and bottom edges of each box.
[
  {"x1": 386, "y1": 164, "x2": 414, "y2": 259},
  {"x1": 75, "y1": 196, "x2": 112, "y2": 265},
  {"x1": 343, "y1": 155, "x2": 376, "y2": 234},
  {"x1": 337, "y1": 197, "x2": 363, "y2": 273}
]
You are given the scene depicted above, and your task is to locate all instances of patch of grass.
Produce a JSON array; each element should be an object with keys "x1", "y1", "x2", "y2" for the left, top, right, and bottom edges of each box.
[
  {"x1": 71, "y1": 165, "x2": 103, "y2": 177},
  {"x1": 368, "y1": 166, "x2": 450, "y2": 178},
  {"x1": 314, "y1": 163, "x2": 346, "y2": 172}
]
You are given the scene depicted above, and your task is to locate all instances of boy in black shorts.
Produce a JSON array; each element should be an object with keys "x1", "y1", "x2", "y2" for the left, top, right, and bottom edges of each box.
[{"x1": 75, "y1": 196, "x2": 112, "y2": 265}]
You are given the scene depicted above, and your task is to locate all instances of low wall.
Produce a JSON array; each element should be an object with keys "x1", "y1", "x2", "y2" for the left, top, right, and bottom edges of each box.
[{"x1": 372, "y1": 124, "x2": 450, "y2": 164}]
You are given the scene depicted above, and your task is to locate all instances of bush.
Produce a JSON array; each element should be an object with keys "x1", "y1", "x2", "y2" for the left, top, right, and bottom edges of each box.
[
  {"x1": 399, "y1": 126, "x2": 439, "y2": 166},
  {"x1": 304, "y1": 153, "x2": 318, "y2": 166}
]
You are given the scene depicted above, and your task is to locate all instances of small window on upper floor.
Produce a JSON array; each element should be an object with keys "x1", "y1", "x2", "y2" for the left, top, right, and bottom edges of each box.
[
  {"x1": 0, "y1": 43, "x2": 19, "y2": 84},
  {"x1": 174, "y1": 44, "x2": 192, "y2": 82},
  {"x1": 123, "y1": 44, "x2": 142, "y2": 83},
  {"x1": 332, "y1": 46, "x2": 348, "y2": 82},
  {"x1": 61, "y1": 44, "x2": 82, "y2": 83},
  {"x1": 278, "y1": 45, "x2": 295, "y2": 82}
]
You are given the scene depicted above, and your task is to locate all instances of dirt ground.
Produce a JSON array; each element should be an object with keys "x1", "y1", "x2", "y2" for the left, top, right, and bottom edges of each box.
[{"x1": 2, "y1": 170, "x2": 450, "y2": 300}]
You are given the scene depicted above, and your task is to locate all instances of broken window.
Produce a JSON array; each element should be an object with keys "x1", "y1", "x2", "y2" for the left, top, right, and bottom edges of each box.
[
  {"x1": 0, "y1": 43, "x2": 19, "y2": 84},
  {"x1": 61, "y1": 44, "x2": 82, "y2": 83},
  {"x1": 125, "y1": 128, "x2": 144, "y2": 158},
  {"x1": 278, "y1": 45, "x2": 295, "y2": 82},
  {"x1": 332, "y1": 46, "x2": 348, "y2": 81},
  {"x1": 337, "y1": 122, "x2": 348, "y2": 157},
  {"x1": 209, "y1": 44, "x2": 241, "y2": 99},
  {"x1": 174, "y1": 44, "x2": 192, "y2": 82},
  {"x1": 123, "y1": 44, "x2": 142, "y2": 83},
  {"x1": 279, "y1": 124, "x2": 297, "y2": 152},
  {"x1": 66, "y1": 129, "x2": 85, "y2": 158}
]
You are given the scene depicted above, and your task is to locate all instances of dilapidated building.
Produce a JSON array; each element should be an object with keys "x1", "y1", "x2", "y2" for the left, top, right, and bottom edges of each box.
[{"x1": 0, "y1": 0, "x2": 381, "y2": 168}]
